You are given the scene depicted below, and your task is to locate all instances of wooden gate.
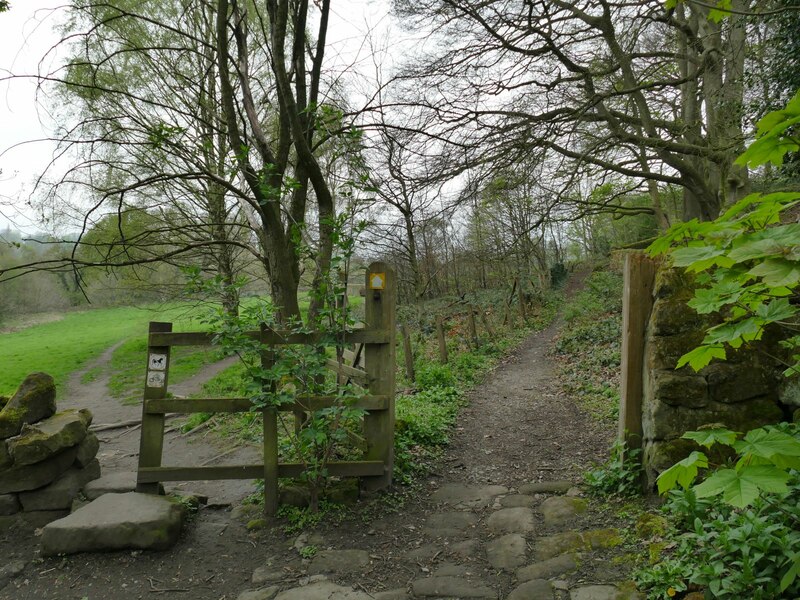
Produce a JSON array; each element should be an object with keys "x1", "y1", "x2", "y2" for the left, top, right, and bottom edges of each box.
[{"x1": 135, "y1": 262, "x2": 396, "y2": 515}]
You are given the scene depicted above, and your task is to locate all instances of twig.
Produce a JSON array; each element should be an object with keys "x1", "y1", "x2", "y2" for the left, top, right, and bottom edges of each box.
[
  {"x1": 90, "y1": 419, "x2": 140, "y2": 432},
  {"x1": 200, "y1": 447, "x2": 240, "y2": 466}
]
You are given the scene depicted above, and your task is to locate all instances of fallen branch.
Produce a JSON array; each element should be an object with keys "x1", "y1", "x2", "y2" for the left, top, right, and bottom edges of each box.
[{"x1": 90, "y1": 419, "x2": 140, "y2": 432}]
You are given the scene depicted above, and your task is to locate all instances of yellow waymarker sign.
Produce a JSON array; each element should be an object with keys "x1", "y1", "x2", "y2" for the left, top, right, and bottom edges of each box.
[{"x1": 369, "y1": 273, "x2": 386, "y2": 290}]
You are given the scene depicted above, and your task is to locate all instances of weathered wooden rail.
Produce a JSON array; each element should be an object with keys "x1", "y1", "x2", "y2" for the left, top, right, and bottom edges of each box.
[{"x1": 136, "y1": 262, "x2": 396, "y2": 515}]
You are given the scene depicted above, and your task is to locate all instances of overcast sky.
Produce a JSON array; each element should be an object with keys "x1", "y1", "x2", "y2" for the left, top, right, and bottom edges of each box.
[{"x1": 0, "y1": 0, "x2": 395, "y2": 235}]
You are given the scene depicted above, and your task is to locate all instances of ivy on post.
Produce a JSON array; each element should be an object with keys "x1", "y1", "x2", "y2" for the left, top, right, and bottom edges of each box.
[
  {"x1": 363, "y1": 262, "x2": 396, "y2": 491},
  {"x1": 136, "y1": 321, "x2": 172, "y2": 494}
]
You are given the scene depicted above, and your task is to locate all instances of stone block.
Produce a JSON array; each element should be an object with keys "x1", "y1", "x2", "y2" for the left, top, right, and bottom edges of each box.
[
  {"x1": 19, "y1": 459, "x2": 101, "y2": 511},
  {"x1": 0, "y1": 446, "x2": 78, "y2": 494},
  {"x1": 0, "y1": 373, "x2": 57, "y2": 439},
  {"x1": 0, "y1": 493, "x2": 20, "y2": 516},
  {"x1": 75, "y1": 431, "x2": 100, "y2": 467},
  {"x1": 643, "y1": 395, "x2": 783, "y2": 441},
  {"x1": 20, "y1": 509, "x2": 70, "y2": 528},
  {"x1": 0, "y1": 440, "x2": 10, "y2": 470},
  {"x1": 41, "y1": 492, "x2": 183, "y2": 556},
  {"x1": 83, "y1": 470, "x2": 137, "y2": 500},
  {"x1": 651, "y1": 371, "x2": 708, "y2": 408},
  {"x1": 704, "y1": 361, "x2": 778, "y2": 404},
  {"x1": 8, "y1": 409, "x2": 91, "y2": 466},
  {"x1": 486, "y1": 533, "x2": 527, "y2": 570}
]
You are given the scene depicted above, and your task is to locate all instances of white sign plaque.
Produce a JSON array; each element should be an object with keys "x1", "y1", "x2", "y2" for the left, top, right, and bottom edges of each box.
[
  {"x1": 149, "y1": 353, "x2": 167, "y2": 370},
  {"x1": 147, "y1": 371, "x2": 166, "y2": 388}
]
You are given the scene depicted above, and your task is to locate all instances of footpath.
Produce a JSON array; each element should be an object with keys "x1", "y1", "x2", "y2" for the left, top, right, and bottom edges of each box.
[{"x1": 1, "y1": 315, "x2": 638, "y2": 600}]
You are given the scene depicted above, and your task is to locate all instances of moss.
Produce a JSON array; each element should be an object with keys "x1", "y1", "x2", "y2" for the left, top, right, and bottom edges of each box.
[
  {"x1": 648, "y1": 541, "x2": 667, "y2": 565},
  {"x1": 635, "y1": 512, "x2": 668, "y2": 539},
  {"x1": 582, "y1": 527, "x2": 623, "y2": 549},
  {"x1": 247, "y1": 518, "x2": 268, "y2": 531}
]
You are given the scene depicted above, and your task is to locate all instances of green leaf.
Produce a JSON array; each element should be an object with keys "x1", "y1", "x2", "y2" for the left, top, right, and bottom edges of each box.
[
  {"x1": 708, "y1": 0, "x2": 732, "y2": 22},
  {"x1": 728, "y1": 238, "x2": 786, "y2": 263},
  {"x1": 671, "y1": 245, "x2": 725, "y2": 268},
  {"x1": 676, "y1": 344, "x2": 726, "y2": 371},
  {"x1": 702, "y1": 318, "x2": 761, "y2": 347},
  {"x1": 780, "y1": 554, "x2": 800, "y2": 592},
  {"x1": 693, "y1": 465, "x2": 790, "y2": 508},
  {"x1": 733, "y1": 428, "x2": 800, "y2": 462},
  {"x1": 656, "y1": 451, "x2": 708, "y2": 494},
  {"x1": 748, "y1": 258, "x2": 800, "y2": 287},
  {"x1": 756, "y1": 298, "x2": 797, "y2": 324},
  {"x1": 682, "y1": 428, "x2": 739, "y2": 448}
]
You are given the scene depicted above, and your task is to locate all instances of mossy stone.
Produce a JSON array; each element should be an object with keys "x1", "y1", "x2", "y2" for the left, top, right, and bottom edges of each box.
[
  {"x1": 648, "y1": 541, "x2": 667, "y2": 564},
  {"x1": 247, "y1": 518, "x2": 268, "y2": 531},
  {"x1": 8, "y1": 409, "x2": 92, "y2": 466},
  {"x1": 581, "y1": 528, "x2": 622, "y2": 549},
  {"x1": 0, "y1": 441, "x2": 10, "y2": 470},
  {"x1": 0, "y1": 373, "x2": 57, "y2": 439},
  {"x1": 635, "y1": 513, "x2": 668, "y2": 539}
]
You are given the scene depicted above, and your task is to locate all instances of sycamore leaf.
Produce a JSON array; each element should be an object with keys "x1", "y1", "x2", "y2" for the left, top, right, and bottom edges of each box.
[
  {"x1": 682, "y1": 428, "x2": 739, "y2": 448},
  {"x1": 693, "y1": 465, "x2": 790, "y2": 508},
  {"x1": 657, "y1": 451, "x2": 708, "y2": 494},
  {"x1": 756, "y1": 298, "x2": 797, "y2": 324},
  {"x1": 737, "y1": 90, "x2": 800, "y2": 168},
  {"x1": 671, "y1": 245, "x2": 726, "y2": 268},
  {"x1": 748, "y1": 258, "x2": 800, "y2": 287},
  {"x1": 677, "y1": 344, "x2": 726, "y2": 371},
  {"x1": 733, "y1": 428, "x2": 800, "y2": 462},
  {"x1": 688, "y1": 288, "x2": 731, "y2": 314},
  {"x1": 702, "y1": 318, "x2": 761, "y2": 347},
  {"x1": 728, "y1": 238, "x2": 786, "y2": 263},
  {"x1": 708, "y1": 0, "x2": 732, "y2": 22}
]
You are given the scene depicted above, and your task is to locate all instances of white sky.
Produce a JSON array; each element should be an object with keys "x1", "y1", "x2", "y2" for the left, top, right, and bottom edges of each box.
[{"x1": 0, "y1": 0, "x2": 396, "y2": 235}]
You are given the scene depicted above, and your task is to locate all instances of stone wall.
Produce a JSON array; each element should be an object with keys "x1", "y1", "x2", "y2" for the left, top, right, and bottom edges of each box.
[
  {"x1": 0, "y1": 373, "x2": 101, "y2": 527},
  {"x1": 641, "y1": 267, "x2": 794, "y2": 487}
]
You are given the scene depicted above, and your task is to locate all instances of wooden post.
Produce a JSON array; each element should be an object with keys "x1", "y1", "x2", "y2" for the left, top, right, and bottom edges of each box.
[
  {"x1": 436, "y1": 315, "x2": 448, "y2": 364},
  {"x1": 401, "y1": 323, "x2": 415, "y2": 383},
  {"x1": 516, "y1": 278, "x2": 527, "y2": 322},
  {"x1": 363, "y1": 262, "x2": 396, "y2": 490},
  {"x1": 618, "y1": 252, "x2": 656, "y2": 455},
  {"x1": 260, "y1": 325, "x2": 279, "y2": 516},
  {"x1": 136, "y1": 322, "x2": 172, "y2": 494},
  {"x1": 467, "y1": 306, "x2": 479, "y2": 348},
  {"x1": 480, "y1": 309, "x2": 496, "y2": 340}
]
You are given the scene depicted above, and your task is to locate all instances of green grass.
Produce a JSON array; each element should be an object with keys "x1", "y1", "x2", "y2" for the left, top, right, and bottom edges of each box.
[
  {"x1": 1, "y1": 293, "x2": 363, "y2": 399},
  {"x1": 0, "y1": 304, "x2": 197, "y2": 396}
]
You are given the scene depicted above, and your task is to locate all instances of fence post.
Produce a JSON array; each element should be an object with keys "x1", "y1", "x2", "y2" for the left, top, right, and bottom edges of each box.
[
  {"x1": 401, "y1": 323, "x2": 415, "y2": 383},
  {"x1": 516, "y1": 278, "x2": 528, "y2": 322},
  {"x1": 436, "y1": 316, "x2": 448, "y2": 364},
  {"x1": 618, "y1": 252, "x2": 656, "y2": 456},
  {"x1": 480, "y1": 308, "x2": 496, "y2": 339},
  {"x1": 467, "y1": 306, "x2": 479, "y2": 348},
  {"x1": 363, "y1": 262, "x2": 396, "y2": 490},
  {"x1": 136, "y1": 321, "x2": 172, "y2": 494},
  {"x1": 259, "y1": 325, "x2": 279, "y2": 516}
]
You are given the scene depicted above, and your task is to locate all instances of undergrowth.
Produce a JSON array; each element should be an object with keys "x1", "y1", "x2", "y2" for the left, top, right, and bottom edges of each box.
[{"x1": 553, "y1": 269, "x2": 623, "y2": 423}]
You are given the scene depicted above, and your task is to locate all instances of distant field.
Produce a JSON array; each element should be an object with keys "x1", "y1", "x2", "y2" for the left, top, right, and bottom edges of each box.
[
  {"x1": 0, "y1": 294, "x2": 364, "y2": 398},
  {"x1": 0, "y1": 303, "x2": 209, "y2": 396}
]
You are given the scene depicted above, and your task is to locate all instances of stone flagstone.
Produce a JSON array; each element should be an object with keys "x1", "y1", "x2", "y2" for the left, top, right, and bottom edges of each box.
[
  {"x1": 308, "y1": 549, "x2": 370, "y2": 575},
  {"x1": 508, "y1": 579, "x2": 554, "y2": 600},
  {"x1": 517, "y1": 553, "x2": 579, "y2": 582},
  {"x1": 486, "y1": 506, "x2": 535, "y2": 534},
  {"x1": 82, "y1": 470, "x2": 137, "y2": 500},
  {"x1": 40, "y1": 492, "x2": 183, "y2": 556},
  {"x1": 540, "y1": 496, "x2": 587, "y2": 527},
  {"x1": 519, "y1": 481, "x2": 573, "y2": 495},
  {"x1": 425, "y1": 510, "x2": 478, "y2": 537},
  {"x1": 273, "y1": 581, "x2": 372, "y2": 600},
  {"x1": 412, "y1": 576, "x2": 497, "y2": 598},
  {"x1": 486, "y1": 533, "x2": 527, "y2": 570},
  {"x1": 430, "y1": 483, "x2": 508, "y2": 507}
]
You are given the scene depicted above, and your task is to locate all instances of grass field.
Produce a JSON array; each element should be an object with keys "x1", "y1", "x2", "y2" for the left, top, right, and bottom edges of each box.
[
  {"x1": 0, "y1": 294, "x2": 364, "y2": 398},
  {"x1": 0, "y1": 303, "x2": 211, "y2": 396}
]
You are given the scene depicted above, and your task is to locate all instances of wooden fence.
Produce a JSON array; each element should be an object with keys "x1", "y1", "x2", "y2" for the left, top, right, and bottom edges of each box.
[{"x1": 135, "y1": 262, "x2": 396, "y2": 515}]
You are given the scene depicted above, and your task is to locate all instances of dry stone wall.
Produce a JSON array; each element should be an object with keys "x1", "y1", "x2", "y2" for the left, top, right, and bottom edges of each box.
[
  {"x1": 641, "y1": 267, "x2": 792, "y2": 487},
  {"x1": 0, "y1": 373, "x2": 101, "y2": 526}
]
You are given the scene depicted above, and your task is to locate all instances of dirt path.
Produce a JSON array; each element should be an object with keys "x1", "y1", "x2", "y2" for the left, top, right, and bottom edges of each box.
[{"x1": 1, "y1": 294, "x2": 623, "y2": 600}]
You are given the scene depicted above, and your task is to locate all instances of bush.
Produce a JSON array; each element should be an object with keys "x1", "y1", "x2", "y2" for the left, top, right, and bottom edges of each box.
[{"x1": 416, "y1": 363, "x2": 456, "y2": 389}]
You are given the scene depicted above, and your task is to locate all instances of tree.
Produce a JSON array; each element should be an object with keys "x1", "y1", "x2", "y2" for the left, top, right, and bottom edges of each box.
[
  {"x1": 6, "y1": 0, "x2": 357, "y2": 323},
  {"x1": 388, "y1": 0, "x2": 757, "y2": 222}
]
